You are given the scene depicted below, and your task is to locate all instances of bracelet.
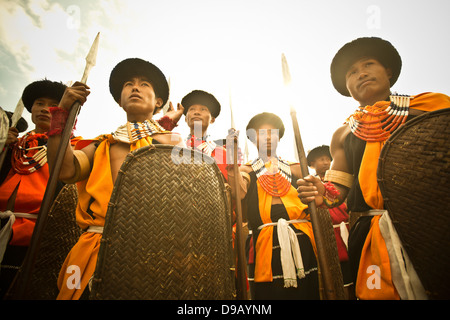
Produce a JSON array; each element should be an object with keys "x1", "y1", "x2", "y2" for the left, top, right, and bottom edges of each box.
[
  {"x1": 48, "y1": 107, "x2": 71, "y2": 136},
  {"x1": 157, "y1": 115, "x2": 177, "y2": 131},
  {"x1": 322, "y1": 181, "x2": 341, "y2": 208}
]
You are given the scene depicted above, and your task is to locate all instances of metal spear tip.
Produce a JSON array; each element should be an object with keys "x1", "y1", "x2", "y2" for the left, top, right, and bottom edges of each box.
[
  {"x1": 11, "y1": 99, "x2": 25, "y2": 127},
  {"x1": 281, "y1": 53, "x2": 292, "y2": 87},
  {"x1": 80, "y1": 32, "x2": 100, "y2": 84},
  {"x1": 86, "y1": 32, "x2": 100, "y2": 66},
  {"x1": 289, "y1": 105, "x2": 297, "y2": 114},
  {"x1": 229, "y1": 86, "x2": 236, "y2": 129}
]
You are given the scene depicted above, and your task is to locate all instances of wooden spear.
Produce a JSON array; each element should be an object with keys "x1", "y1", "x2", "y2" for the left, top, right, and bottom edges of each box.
[
  {"x1": 228, "y1": 89, "x2": 248, "y2": 300},
  {"x1": 281, "y1": 53, "x2": 339, "y2": 300},
  {"x1": 10, "y1": 33, "x2": 100, "y2": 299}
]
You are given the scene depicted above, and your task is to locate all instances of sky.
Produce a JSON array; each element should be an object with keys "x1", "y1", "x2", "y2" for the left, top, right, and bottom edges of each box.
[{"x1": 1, "y1": 0, "x2": 449, "y2": 165}]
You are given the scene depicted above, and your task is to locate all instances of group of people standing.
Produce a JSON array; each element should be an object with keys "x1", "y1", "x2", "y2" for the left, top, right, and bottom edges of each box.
[{"x1": 1, "y1": 36, "x2": 449, "y2": 300}]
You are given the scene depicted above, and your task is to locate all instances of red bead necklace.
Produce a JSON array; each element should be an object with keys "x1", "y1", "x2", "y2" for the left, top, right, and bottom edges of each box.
[
  {"x1": 251, "y1": 158, "x2": 292, "y2": 197},
  {"x1": 12, "y1": 131, "x2": 48, "y2": 175},
  {"x1": 347, "y1": 94, "x2": 412, "y2": 142}
]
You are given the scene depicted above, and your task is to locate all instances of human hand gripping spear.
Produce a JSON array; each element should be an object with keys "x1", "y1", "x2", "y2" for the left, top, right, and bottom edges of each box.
[
  {"x1": 282, "y1": 53, "x2": 344, "y2": 300},
  {"x1": 227, "y1": 89, "x2": 248, "y2": 300},
  {"x1": 10, "y1": 33, "x2": 100, "y2": 299}
]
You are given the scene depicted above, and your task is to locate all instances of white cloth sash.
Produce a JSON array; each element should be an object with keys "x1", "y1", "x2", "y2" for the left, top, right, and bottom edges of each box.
[
  {"x1": 0, "y1": 210, "x2": 38, "y2": 263},
  {"x1": 86, "y1": 225, "x2": 104, "y2": 234},
  {"x1": 378, "y1": 210, "x2": 428, "y2": 300},
  {"x1": 259, "y1": 218, "x2": 308, "y2": 288}
]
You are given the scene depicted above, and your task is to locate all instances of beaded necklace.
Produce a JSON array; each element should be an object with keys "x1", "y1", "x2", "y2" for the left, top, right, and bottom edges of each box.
[
  {"x1": 112, "y1": 119, "x2": 166, "y2": 144},
  {"x1": 251, "y1": 157, "x2": 292, "y2": 197},
  {"x1": 12, "y1": 131, "x2": 48, "y2": 175},
  {"x1": 347, "y1": 93, "x2": 413, "y2": 142}
]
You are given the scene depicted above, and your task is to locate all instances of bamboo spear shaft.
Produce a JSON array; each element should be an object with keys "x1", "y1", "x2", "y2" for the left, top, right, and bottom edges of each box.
[
  {"x1": 11, "y1": 33, "x2": 100, "y2": 299},
  {"x1": 232, "y1": 138, "x2": 248, "y2": 300},
  {"x1": 228, "y1": 89, "x2": 248, "y2": 300},
  {"x1": 282, "y1": 53, "x2": 338, "y2": 300}
]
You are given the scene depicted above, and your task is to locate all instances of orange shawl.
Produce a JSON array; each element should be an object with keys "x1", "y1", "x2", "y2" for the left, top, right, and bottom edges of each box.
[
  {"x1": 57, "y1": 134, "x2": 154, "y2": 300},
  {"x1": 0, "y1": 135, "x2": 81, "y2": 246},
  {"x1": 355, "y1": 92, "x2": 450, "y2": 299},
  {"x1": 359, "y1": 92, "x2": 450, "y2": 209},
  {"x1": 254, "y1": 175, "x2": 316, "y2": 282}
]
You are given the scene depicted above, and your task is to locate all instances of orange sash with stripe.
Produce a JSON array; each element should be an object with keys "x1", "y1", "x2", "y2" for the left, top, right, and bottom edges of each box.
[
  {"x1": 356, "y1": 92, "x2": 450, "y2": 299},
  {"x1": 57, "y1": 135, "x2": 153, "y2": 300},
  {"x1": 254, "y1": 181, "x2": 316, "y2": 282}
]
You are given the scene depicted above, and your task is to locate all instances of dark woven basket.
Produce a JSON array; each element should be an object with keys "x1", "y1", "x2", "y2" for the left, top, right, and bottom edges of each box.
[
  {"x1": 90, "y1": 145, "x2": 235, "y2": 300},
  {"x1": 377, "y1": 108, "x2": 450, "y2": 299},
  {"x1": 25, "y1": 183, "x2": 82, "y2": 299}
]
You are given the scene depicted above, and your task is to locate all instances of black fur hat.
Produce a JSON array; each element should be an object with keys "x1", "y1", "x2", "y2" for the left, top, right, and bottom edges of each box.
[
  {"x1": 246, "y1": 112, "x2": 285, "y2": 143},
  {"x1": 307, "y1": 145, "x2": 332, "y2": 166},
  {"x1": 330, "y1": 37, "x2": 402, "y2": 97},
  {"x1": 181, "y1": 90, "x2": 221, "y2": 118},
  {"x1": 109, "y1": 58, "x2": 169, "y2": 114},
  {"x1": 21, "y1": 79, "x2": 67, "y2": 113}
]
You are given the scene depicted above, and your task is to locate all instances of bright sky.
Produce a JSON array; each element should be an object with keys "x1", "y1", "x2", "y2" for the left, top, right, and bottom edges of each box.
[{"x1": 1, "y1": 0, "x2": 449, "y2": 165}]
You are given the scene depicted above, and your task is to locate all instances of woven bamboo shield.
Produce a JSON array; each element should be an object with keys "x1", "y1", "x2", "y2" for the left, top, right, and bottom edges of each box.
[
  {"x1": 23, "y1": 183, "x2": 82, "y2": 299},
  {"x1": 377, "y1": 108, "x2": 450, "y2": 299},
  {"x1": 90, "y1": 145, "x2": 235, "y2": 300}
]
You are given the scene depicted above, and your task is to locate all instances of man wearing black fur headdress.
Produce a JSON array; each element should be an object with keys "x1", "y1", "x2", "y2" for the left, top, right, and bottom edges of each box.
[
  {"x1": 47, "y1": 58, "x2": 184, "y2": 300},
  {"x1": 297, "y1": 37, "x2": 450, "y2": 299},
  {"x1": 229, "y1": 112, "x2": 320, "y2": 300},
  {"x1": 0, "y1": 79, "x2": 74, "y2": 298}
]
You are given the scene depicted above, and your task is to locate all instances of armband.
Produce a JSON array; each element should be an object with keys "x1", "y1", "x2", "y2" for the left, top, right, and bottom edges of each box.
[
  {"x1": 62, "y1": 150, "x2": 91, "y2": 184},
  {"x1": 324, "y1": 170, "x2": 353, "y2": 188}
]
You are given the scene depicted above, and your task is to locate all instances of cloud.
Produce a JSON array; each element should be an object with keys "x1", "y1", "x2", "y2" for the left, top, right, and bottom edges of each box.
[
  {"x1": 1, "y1": 0, "x2": 449, "y2": 160},
  {"x1": 0, "y1": 0, "x2": 81, "y2": 82}
]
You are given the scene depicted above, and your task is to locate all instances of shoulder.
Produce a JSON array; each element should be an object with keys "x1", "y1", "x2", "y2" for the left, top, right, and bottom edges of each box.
[
  {"x1": 240, "y1": 164, "x2": 253, "y2": 174},
  {"x1": 153, "y1": 132, "x2": 185, "y2": 146},
  {"x1": 74, "y1": 134, "x2": 108, "y2": 151},
  {"x1": 413, "y1": 92, "x2": 450, "y2": 101},
  {"x1": 333, "y1": 123, "x2": 350, "y2": 139},
  {"x1": 411, "y1": 92, "x2": 450, "y2": 111},
  {"x1": 331, "y1": 124, "x2": 351, "y2": 148}
]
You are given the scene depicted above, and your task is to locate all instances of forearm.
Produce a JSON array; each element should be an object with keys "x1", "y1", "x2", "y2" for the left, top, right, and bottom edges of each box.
[
  {"x1": 46, "y1": 105, "x2": 78, "y2": 181},
  {"x1": 324, "y1": 127, "x2": 353, "y2": 207},
  {"x1": 321, "y1": 170, "x2": 352, "y2": 208},
  {"x1": 47, "y1": 134, "x2": 76, "y2": 182},
  {"x1": 46, "y1": 81, "x2": 91, "y2": 182}
]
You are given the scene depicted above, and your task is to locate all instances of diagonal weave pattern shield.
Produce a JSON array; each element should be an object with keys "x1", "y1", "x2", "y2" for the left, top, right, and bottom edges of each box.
[
  {"x1": 22, "y1": 183, "x2": 82, "y2": 299},
  {"x1": 377, "y1": 108, "x2": 450, "y2": 299},
  {"x1": 90, "y1": 145, "x2": 235, "y2": 300}
]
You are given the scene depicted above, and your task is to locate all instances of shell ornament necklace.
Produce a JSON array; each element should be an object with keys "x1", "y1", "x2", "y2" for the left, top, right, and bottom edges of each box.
[{"x1": 112, "y1": 119, "x2": 166, "y2": 144}]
